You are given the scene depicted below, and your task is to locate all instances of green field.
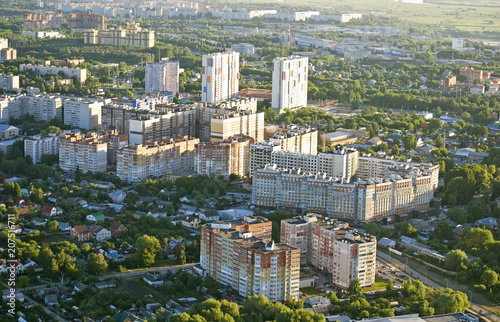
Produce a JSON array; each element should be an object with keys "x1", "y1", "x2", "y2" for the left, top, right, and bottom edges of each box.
[
  {"x1": 363, "y1": 277, "x2": 391, "y2": 292},
  {"x1": 224, "y1": 0, "x2": 500, "y2": 35},
  {"x1": 300, "y1": 287, "x2": 327, "y2": 297}
]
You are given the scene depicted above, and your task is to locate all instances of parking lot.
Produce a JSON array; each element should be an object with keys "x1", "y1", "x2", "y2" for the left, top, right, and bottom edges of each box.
[{"x1": 376, "y1": 260, "x2": 410, "y2": 289}]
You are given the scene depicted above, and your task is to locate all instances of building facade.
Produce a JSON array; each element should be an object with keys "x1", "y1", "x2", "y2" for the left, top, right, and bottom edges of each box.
[
  {"x1": 117, "y1": 136, "x2": 199, "y2": 182},
  {"x1": 83, "y1": 23, "x2": 155, "y2": 47},
  {"x1": 19, "y1": 64, "x2": 87, "y2": 82},
  {"x1": 272, "y1": 56, "x2": 308, "y2": 113},
  {"x1": 230, "y1": 43, "x2": 255, "y2": 56},
  {"x1": 0, "y1": 75, "x2": 19, "y2": 91},
  {"x1": 281, "y1": 214, "x2": 376, "y2": 288},
  {"x1": 200, "y1": 216, "x2": 300, "y2": 301},
  {"x1": 145, "y1": 60, "x2": 179, "y2": 94},
  {"x1": 59, "y1": 132, "x2": 107, "y2": 172},
  {"x1": 24, "y1": 134, "x2": 60, "y2": 164},
  {"x1": 249, "y1": 141, "x2": 282, "y2": 177},
  {"x1": 252, "y1": 164, "x2": 436, "y2": 222},
  {"x1": 63, "y1": 99, "x2": 103, "y2": 130},
  {"x1": 269, "y1": 126, "x2": 318, "y2": 155},
  {"x1": 202, "y1": 52, "x2": 240, "y2": 103},
  {"x1": 67, "y1": 12, "x2": 107, "y2": 29},
  {"x1": 195, "y1": 135, "x2": 254, "y2": 178},
  {"x1": 23, "y1": 13, "x2": 62, "y2": 30}
]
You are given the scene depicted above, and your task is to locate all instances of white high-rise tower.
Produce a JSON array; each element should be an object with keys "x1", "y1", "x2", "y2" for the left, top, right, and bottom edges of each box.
[
  {"x1": 272, "y1": 56, "x2": 308, "y2": 113},
  {"x1": 145, "y1": 60, "x2": 179, "y2": 94},
  {"x1": 201, "y1": 52, "x2": 240, "y2": 103}
]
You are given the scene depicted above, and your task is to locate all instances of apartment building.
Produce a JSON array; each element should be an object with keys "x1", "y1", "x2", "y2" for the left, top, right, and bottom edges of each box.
[
  {"x1": 24, "y1": 134, "x2": 60, "y2": 164},
  {"x1": 0, "y1": 94, "x2": 63, "y2": 122},
  {"x1": 101, "y1": 130, "x2": 128, "y2": 167},
  {"x1": 68, "y1": 12, "x2": 107, "y2": 29},
  {"x1": 145, "y1": 60, "x2": 179, "y2": 94},
  {"x1": 210, "y1": 111, "x2": 264, "y2": 142},
  {"x1": 230, "y1": 43, "x2": 255, "y2": 56},
  {"x1": 267, "y1": 148, "x2": 358, "y2": 181},
  {"x1": 0, "y1": 75, "x2": 19, "y2": 91},
  {"x1": 117, "y1": 136, "x2": 199, "y2": 182},
  {"x1": 200, "y1": 216, "x2": 300, "y2": 301},
  {"x1": 128, "y1": 106, "x2": 197, "y2": 145},
  {"x1": 59, "y1": 132, "x2": 107, "y2": 172},
  {"x1": 333, "y1": 232, "x2": 376, "y2": 289},
  {"x1": 201, "y1": 52, "x2": 239, "y2": 103},
  {"x1": 249, "y1": 141, "x2": 282, "y2": 177},
  {"x1": 197, "y1": 98, "x2": 260, "y2": 142},
  {"x1": 272, "y1": 56, "x2": 308, "y2": 113},
  {"x1": 280, "y1": 214, "x2": 375, "y2": 288},
  {"x1": 1, "y1": 48, "x2": 17, "y2": 62},
  {"x1": 23, "y1": 13, "x2": 62, "y2": 30},
  {"x1": 252, "y1": 164, "x2": 436, "y2": 222},
  {"x1": 64, "y1": 99, "x2": 103, "y2": 130},
  {"x1": 84, "y1": 23, "x2": 155, "y2": 47},
  {"x1": 19, "y1": 64, "x2": 87, "y2": 82},
  {"x1": 195, "y1": 135, "x2": 254, "y2": 178},
  {"x1": 269, "y1": 126, "x2": 318, "y2": 155}
]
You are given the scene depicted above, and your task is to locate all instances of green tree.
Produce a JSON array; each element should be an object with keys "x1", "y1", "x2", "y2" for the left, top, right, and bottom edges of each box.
[
  {"x1": 458, "y1": 227, "x2": 494, "y2": 250},
  {"x1": 433, "y1": 222, "x2": 453, "y2": 241},
  {"x1": 347, "y1": 278, "x2": 362, "y2": 299},
  {"x1": 135, "y1": 235, "x2": 161, "y2": 267},
  {"x1": 402, "y1": 134, "x2": 417, "y2": 150},
  {"x1": 177, "y1": 244, "x2": 187, "y2": 265},
  {"x1": 4, "y1": 182, "x2": 22, "y2": 199},
  {"x1": 18, "y1": 276, "x2": 30, "y2": 288},
  {"x1": 444, "y1": 250, "x2": 468, "y2": 271},
  {"x1": 41, "y1": 126, "x2": 61, "y2": 135},
  {"x1": 433, "y1": 290, "x2": 469, "y2": 314},
  {"x1": 47, "y1": 220, "x2": 58, "y2": 232},
  {"x1": 481, "y1": 269, "x2": 498, "y2": 288},
  {"x1": 87, "y1": 253, "x2": 108, "y2": 275}
]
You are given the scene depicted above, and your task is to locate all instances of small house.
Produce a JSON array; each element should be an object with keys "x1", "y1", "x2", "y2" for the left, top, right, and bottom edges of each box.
[
  {"x1": 143, "y1": 273, "x2": 164, "y2": 286},
  {"x1": 41, "y1": 205, "x2": 56, "y2": 217},
  {"x1": 109, "y1": 221, "x2": 128, "y2": 236},
  {"x1": 86, "y1": 212, "x2": 105, "y2": 223}
]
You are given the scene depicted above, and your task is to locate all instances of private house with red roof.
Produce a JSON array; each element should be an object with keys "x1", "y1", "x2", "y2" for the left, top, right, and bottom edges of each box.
[
  {"x1": 109, "y1": 221, "x2": 127, "y2": 236},
  {"x1": 41, "y1": 205, "x2": 56, "y2": 217}
]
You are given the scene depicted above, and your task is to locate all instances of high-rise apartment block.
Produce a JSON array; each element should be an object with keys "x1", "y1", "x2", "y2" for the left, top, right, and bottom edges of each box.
[
  {"x1": 272, "y1": 56, "x2": 308, "y2": 113},
  {"x1": 249, "y1": 141, "x2": 282, "y2": 177},
  {"x1": 84, "y1": 23, "x2": 155, "y2": 48},
  {"x1": 200, "y1": 216, "x2": 300, "y2": 301},
  {"x1": 201, "y1": 52, "x2": 239, "y2": 103},
  {"x1": 19, "y1": 64, "x2": 87, "y2": 82},
  {"x1": 268, "y1": 148, "x2": 358, "y2": 181},
  {"x1": 0, "y1": 75, "x2": 19, "y2": 91},
  {"x1": 101, "y1": 130, "x2": 128, "y2": 168},
  {"x1": 128, "y1": 106, "x2": 197, "y2": 145},
  {"x1": 68, "y1": 12, "x2": 107, "y2": 29},
  {"x1": 23, "y1": 13, "x2": 62, "y2": 30},
  {"x1": 59, "y1": 132, "x2": 107, "y2": 172},
  {"x1": 117, "y1": 136, "x2": 199, "y2": 182},
  {"x1": 0, "y1": 39, "x2": 17, "y2": 62},
  {"x1": 281, "y1": 214, "x2": 376, "y2": 288},
  {"x1": 145, "y1": 61, "x2": 179, "y2": 94},
  {"x1": 24, "y1": 133, "x2": 60, "y2": 164},
  {"x1": 269, "y1": 126, "x2": 318, "y2": 155},
  {"x1": 195, "y1": 135, "x2": 254, "y2": 178},
  {"x1": 0, "y1": 94, "x2": 63, "y2": 122},
  {"x1": 252, "y1": 162, "x2": 436, "y2": 222},
  {"x1": 63, "y1": 99, "x2": 103, "y2": 130}
]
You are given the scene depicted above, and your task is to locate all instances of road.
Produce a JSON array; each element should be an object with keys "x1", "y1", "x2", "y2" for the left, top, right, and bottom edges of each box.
[
  {"x1": 377, "y1": 251, "x2": 500, "y2": 322},
  {"x1": 98, "y1": 263, "x2": 198, "y2": 280}
]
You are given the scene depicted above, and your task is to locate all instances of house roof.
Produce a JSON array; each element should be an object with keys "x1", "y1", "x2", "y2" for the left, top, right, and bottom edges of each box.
[
  {"x1": 0, "y1": 124, "x2": 18, "y2": 131},
  {"x1": 183, "y1": 215, "x2": 198, "y2": 223},
  {"x1": 41, "y1": 205, "x2": 55, "y2": 213},
  {"x1": 110, "y1": 221, "x2": 126, "y2": 232},
  {"x1": 89, "y1": 212, "x2": 105, "y2": 221},
  {"x1": 72, "y1": 225, "x2": 89, "y2": 234}
]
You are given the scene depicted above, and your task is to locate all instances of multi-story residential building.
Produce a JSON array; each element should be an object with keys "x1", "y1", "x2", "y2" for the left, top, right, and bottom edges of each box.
[
  {"x1": 67, "y1": 12, "x2": 107, "y2": 29},
  {"x1": 280, "y1": 214, "x2": 375, "y2": 288},
  {"x1": 83, "y1": 23, "x2": 155, "y2": 47},
  {"x1": 200, "y1": 216, "x2": 300, "y2": 301},
  {"x1": 252, "y1": 164, "x2": 436, "y2": 222},
  {"x1": 230, "y1": 43, "x2": 255, "y2": 56},
  {"x1": 128, "y1": 106, "x2": 197, "y2": 145},
  {"x1": 201, "y1": 52, "x2": 239, "y2": 103},
  {"x1": 59, "y1": 132, "x2": 107, "y2": 172},
  {"x1": 0, "y1": 75, "x2": 19, "y2": 91},
  {"x1": 117, "y1": 136, "x2": 198, "y2": 182},
  {"x1": 23, "y1": 13, "x2": 62, "y2": 30},
  {"x1": 63, "y1": 99, "x2": 103, "y2": 130},
  {"x1": 20, "y1": 94, "x2": 63, "y2": 122},
  {"x1": 19, "y1": 64, "x2": 87, "y2": 82},
  {"x1": 195, "y1": 135, "x2": 254, "y2": 178},
  {"x1": 269, "y1": 126, "x2": 318, "y2": 155},
  {"x1": 102, "y1": 130, "x2": 128, "y2": 168},
  {"x1": 272, "y1": 56, "x2": 308, "y2": 113},
  {"x1": 268, "y1": 148, "x2": 358, "y2": 181},
  {"x1": 210, "y1": 111, "x2": 264, "y2": 142},
  {"x1": 197, "y1": 98, "x2": 260, "y2": 142},
  {"x1": 24, "y1": 133, "x2": 60, "y2": 164},
  {"x1": 0, "y1": 124, "x2": 19, "y2": 141},
  {"x1": 333, "y1": 232, "x2": 376, "y2": 289},
  {"x1": 145, "y1": 60, "x2": 179, "y2": 94},
  {"x1": 460, "y1": 67, "x2": 488, "y2": 85},
  {"x1": 1, "y1": 48, "x2": 17, "y2": 62},
  {"x1": 249, "y1": 141, "x2": 281, "y2": 177}
]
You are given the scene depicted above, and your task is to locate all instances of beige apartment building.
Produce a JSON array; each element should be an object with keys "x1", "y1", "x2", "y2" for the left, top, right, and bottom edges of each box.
[
  {"x1": 59, "y1": 132, "x2": 107, "y2": 172},
  {"x1": 281, "y1": 214, "x2": 376, "y2": 288},
  {"x1": 195, "y1": 135, "x2": 254, "y2": 178},
  {"x1": 116, "y1": 136, "x2": 198, "y2": 182},
  {"x1": 200, "y1": 216, "x2": 300, "y2": 301},
  {"x1": 84, "y1": 23, "x2": 154, "y2": 47},
  {"x1": 269, "y1": 126, "x2": 318, "y2": 155}
]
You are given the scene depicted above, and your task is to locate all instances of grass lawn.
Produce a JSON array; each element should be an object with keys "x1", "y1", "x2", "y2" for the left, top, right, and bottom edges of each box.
[
  {"x1": 152, "y1": 258, "x2": 178, "y2": 267},
  {"x1": 300, "y1": 287, "x2": 327, "y2": 297},
  {"x1": 363, "y1": 277, "x2": 390, "y2": 292}
]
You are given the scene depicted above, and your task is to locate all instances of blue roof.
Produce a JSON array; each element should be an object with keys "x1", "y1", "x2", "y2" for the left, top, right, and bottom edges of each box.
[{"x1": 0, "y1": 124, "x2": 17, "y2": 131}]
